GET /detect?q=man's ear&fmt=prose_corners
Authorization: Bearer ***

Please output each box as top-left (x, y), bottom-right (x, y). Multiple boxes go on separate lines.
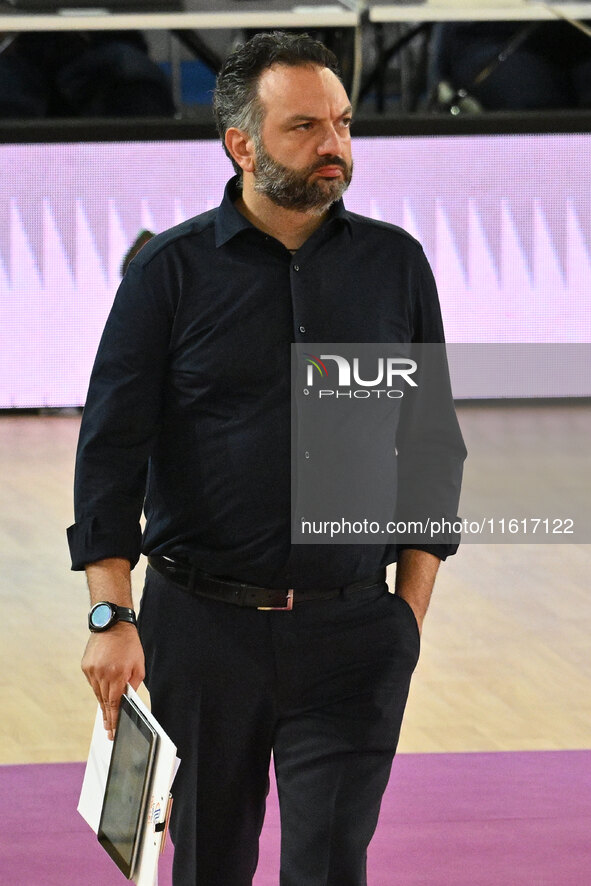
top-left (225, 128), bottom-right (256, 174)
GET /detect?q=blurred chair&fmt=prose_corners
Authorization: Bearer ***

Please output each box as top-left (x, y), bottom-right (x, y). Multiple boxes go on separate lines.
top-left (0, 31), bottom-right (176, 118)
top-left (429, 20), bottom-right (591, 113)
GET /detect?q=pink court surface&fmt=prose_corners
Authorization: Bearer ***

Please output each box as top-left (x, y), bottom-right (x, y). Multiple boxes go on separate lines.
top-left (2, 749), bottom-right (590, 885)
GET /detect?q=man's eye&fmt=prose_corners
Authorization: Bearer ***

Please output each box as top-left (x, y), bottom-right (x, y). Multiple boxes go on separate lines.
top-left (295, 122), bottom-right (312, 131)
top-left (342, 118), bottom-right (352, 128)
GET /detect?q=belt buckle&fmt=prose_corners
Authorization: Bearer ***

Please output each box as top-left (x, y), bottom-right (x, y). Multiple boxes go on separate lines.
top-left (258, 589), bottom-right (294, 611)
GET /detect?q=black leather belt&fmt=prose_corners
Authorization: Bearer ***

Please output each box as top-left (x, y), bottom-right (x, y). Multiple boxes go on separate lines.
top-left (148, 555), bottom-right (386, 611)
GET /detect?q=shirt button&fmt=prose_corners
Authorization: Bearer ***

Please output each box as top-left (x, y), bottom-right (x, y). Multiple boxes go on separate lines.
top-left (299, 325), bottom-right (306, 333)
top-left (293, 264), bottom-right (300, 271)
top-left (305, 451), bottom-right (310, 459)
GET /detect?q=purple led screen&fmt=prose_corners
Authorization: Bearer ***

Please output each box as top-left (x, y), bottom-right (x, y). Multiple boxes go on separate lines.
top-left (1, 134), bottom-right (590, 408)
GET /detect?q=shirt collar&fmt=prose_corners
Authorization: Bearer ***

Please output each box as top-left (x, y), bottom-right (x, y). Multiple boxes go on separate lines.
top-left (214, 175), bottom-right (352, 248)
top-left (214, 177), bottom-right (253, 247)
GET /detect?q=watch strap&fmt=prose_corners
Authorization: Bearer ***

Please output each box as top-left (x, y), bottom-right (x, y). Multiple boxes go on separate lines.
top-left (113, 605), bottom-right (137, 626)
top-left (88, 601), bottom-right (137, 632)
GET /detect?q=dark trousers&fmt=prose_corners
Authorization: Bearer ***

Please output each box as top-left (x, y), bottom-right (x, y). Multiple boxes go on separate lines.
top-left (138, 566), bottom-right (420, 886)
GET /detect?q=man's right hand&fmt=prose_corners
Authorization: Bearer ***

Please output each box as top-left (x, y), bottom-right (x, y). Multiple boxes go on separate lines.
top-left (82, 557), bottom-right (145, 738)
top-left (82, 621), bottom-right (145, 740)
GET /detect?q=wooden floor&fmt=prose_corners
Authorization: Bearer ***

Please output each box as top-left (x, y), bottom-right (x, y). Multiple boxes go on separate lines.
top-left (1, 407), bottom-right (590, 765)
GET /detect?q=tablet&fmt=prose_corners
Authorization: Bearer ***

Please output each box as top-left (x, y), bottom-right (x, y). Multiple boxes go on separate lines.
top-left (98, 693), bottom-right (159, 880)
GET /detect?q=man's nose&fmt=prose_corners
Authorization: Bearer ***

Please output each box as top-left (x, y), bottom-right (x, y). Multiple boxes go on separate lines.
top-left (317, 125), bottom-right (343, 155)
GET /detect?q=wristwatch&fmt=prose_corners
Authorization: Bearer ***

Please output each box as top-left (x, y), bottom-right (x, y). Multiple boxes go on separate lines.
top-left (88, 601), bottom-right (137, 633)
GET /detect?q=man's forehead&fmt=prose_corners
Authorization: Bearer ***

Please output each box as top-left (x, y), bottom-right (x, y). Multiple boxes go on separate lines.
top-left (257, 63), bottom-right (349, 110)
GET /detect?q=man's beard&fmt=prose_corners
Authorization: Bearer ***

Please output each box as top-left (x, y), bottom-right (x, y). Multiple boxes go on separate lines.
top-left (252, 135), bottom-right (352, 214)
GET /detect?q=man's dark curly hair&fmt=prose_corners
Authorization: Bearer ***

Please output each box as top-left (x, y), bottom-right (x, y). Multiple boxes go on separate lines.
top-left (212, 31), bottom-right (342, 176)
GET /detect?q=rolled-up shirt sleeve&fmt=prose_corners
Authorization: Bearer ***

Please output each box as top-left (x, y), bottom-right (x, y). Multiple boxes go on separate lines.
top-left (67, 258), bottom-right (175, 570)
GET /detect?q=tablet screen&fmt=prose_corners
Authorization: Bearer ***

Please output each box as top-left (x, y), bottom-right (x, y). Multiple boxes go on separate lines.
top-left (98, 694), bottom-right (158, 879)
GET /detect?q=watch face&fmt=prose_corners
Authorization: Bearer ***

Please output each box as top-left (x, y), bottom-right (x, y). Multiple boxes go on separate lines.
top-left (91, 603), bottom-right (114, 629)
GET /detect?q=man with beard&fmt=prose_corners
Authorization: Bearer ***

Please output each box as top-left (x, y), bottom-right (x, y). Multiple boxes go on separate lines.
top-left (69, 31), bottom-right (465, 886)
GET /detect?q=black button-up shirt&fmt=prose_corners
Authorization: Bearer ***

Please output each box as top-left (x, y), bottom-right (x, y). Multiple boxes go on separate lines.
top-left (68, 177), bottom-right (466, 588)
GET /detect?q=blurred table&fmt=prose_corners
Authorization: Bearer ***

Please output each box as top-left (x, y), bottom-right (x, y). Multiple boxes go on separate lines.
top-left (0, 0), bottom-right (358, 32)
top-left (367, 1), bottom-right (591, 23)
